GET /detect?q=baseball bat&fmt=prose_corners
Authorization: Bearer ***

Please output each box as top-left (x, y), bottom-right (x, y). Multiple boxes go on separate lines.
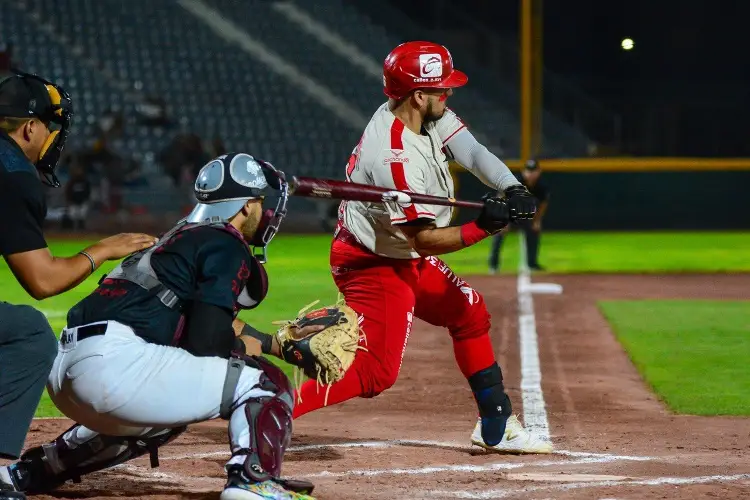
top-left (289, 176), bottom-right (484, 210)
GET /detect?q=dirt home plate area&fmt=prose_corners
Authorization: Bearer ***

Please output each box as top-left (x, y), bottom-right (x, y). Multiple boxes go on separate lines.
top-left (26, 274), bottom-right (750, 499)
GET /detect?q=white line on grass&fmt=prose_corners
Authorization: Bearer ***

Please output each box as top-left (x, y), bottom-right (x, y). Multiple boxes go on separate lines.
top-left (517, 233), bottom-right (551, 439)
top-left (40, 309), bottom-right (67, 319)
top-left (427, 473), bottom-right (750, 499)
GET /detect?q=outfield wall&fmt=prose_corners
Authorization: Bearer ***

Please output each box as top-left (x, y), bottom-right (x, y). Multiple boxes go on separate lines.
top-left (66, 158), bottom-right (750, 235)
top-left (450, 158), bottom-right (750, 230)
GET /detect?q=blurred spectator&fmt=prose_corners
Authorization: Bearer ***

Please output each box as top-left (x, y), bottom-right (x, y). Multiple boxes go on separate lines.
top-left (62, 164), bottom-right (92, 231)
top-left (0, 42), bottom-right (13, 72)
top-left (208, 136), bottom-right (226, 157)
top-left (97, 108), bottom-right (125, 143)
top-left (77, 139), bottom-right (123, 213)
top-left (157, 132), bottom-right (211, 208)
top-left (135, 95), bottom-right (173, 127)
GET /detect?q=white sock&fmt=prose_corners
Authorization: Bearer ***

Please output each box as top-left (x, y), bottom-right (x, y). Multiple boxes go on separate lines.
top-left (0, 466), bottom-right (16, 489)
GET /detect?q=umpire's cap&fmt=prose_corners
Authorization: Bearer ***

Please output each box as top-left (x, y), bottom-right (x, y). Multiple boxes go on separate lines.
top-left (524, 158), bottom-right (540, 170)
top-left (185, 153), bottom-right (284, 223)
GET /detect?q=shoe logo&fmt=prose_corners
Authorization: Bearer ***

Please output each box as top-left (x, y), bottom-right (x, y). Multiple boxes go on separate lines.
top-left (505, 428), bottom-right (518, 441)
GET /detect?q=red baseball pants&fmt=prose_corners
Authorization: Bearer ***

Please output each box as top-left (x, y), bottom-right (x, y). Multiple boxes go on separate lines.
top-left (293, 230), bottom-right (497, 418)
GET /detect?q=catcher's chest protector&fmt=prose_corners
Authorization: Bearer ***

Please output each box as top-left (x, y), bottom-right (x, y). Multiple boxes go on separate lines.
top-left (102, 217), bottom-right (260, 343)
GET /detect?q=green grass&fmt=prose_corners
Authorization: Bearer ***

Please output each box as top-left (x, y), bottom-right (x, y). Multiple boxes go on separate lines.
top-left (3, 231), bottom-right (748, 417)
top-left (492, 230), bottom-right (750, 273)
top-left (599, 300), bottom-right (750, 415)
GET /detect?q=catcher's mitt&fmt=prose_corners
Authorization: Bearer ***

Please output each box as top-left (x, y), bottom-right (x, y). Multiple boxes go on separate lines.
top-left (274, 300), bottom-right (364, 405)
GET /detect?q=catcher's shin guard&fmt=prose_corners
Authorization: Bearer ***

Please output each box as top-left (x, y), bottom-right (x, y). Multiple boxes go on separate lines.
top-left (226, 355), bottom-right (313, 494)
top-left (8, 425), bottom-right (186, 494)
top-left (468, 363), bottom-right (513, 446)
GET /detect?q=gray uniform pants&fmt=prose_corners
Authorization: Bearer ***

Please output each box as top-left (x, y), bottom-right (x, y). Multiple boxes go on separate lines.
top-left (488, 222), bottom-right (541, 270)
top-left (0, 302), bottom-right (58, 459)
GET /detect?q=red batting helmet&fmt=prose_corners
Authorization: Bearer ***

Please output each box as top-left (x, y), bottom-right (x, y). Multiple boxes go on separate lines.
top-left (383, 41), bottom-right (468, 100)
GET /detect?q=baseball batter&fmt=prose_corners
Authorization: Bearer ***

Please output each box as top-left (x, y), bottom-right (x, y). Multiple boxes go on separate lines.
top-left (292, 41), bottom-right (552, 454)
top-left (0, 153), bottom-right (357, 500)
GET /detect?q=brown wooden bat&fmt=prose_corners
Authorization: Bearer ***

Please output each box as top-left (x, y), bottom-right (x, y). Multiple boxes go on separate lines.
top-left (289, 176), bottom-right (484, 210)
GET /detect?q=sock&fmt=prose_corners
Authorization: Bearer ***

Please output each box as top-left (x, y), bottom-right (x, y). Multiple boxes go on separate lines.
top-left (468, 363), bottom-right (513, 446)
top-left (453, 334), bottom-right (496, 378)
top-left (0, 466), bottom-right (15, 488)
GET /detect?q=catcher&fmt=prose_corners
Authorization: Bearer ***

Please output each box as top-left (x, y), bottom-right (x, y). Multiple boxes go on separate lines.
top-left (0, 153), bottom-right (359, 500)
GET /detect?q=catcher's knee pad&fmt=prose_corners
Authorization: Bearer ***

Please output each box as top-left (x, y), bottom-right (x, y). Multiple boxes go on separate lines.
top-left (221, 353), bottom-right (294, 419)
top-left (10, 424), bottom-right (186, 494)
top-left (449, 293), bottom-right (491, 341)
top-left (468, 362), bottom-right (512, 446)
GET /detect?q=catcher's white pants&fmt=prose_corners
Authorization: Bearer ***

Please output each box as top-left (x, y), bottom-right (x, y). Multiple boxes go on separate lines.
top-left (47, 320), bottom-right (273, 465)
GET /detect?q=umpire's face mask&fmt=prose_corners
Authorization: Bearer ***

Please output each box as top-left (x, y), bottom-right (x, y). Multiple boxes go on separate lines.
top-left (0, 71), bottom-right (73, 187)
top-left (36, 81), bottom-right (73, 187)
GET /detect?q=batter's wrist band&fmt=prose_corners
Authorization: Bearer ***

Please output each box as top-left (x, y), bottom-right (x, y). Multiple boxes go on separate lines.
top-left (460, 221), bottom-right (489, 247)
top-left (79, 251), bottom-right (97, 274)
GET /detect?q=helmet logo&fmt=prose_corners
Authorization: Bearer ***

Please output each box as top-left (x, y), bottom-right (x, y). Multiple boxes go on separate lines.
top-left (419, 54), bottom-right (443, 78)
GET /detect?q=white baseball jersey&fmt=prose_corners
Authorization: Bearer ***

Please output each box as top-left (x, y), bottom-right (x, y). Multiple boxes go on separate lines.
top-left (341, 103), bottom-right (467, 259)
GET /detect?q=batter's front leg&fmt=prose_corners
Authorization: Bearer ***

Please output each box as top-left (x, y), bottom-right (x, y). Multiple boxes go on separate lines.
top-left (293, 265), bottom-right (417, 418)
top-left (414, 257), bottom-right (553, 454)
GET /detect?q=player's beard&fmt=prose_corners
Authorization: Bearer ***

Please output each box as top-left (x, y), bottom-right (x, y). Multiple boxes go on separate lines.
top-left (240, 204), bottom-right (263, 243)
top-left (423, 100), bottom-right (445, 124)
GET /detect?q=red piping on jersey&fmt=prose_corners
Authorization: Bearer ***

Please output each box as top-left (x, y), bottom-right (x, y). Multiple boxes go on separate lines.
top-left (391, 212), bottom-right (436, 223)
top-left (442, 124), bottom-right (467, 145)
top-left (389, 119), bottom-right (419, 221)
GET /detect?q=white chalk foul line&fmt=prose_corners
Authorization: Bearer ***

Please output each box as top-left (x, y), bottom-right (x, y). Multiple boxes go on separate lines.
top-left (427, 473), bottom-right (750, 499)
top-left (295, 454), bottom-right (652, 479)
top-left (517, 234), bottom-right (551, 440)
top-left (157, 439), bottom-right (654, 463)
top-left (117, 453), bottom-right (652, 484)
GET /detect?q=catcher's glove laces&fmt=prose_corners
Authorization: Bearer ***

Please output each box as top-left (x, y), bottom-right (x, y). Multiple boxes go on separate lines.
top-left (273, 298), bottom-right (366, 407)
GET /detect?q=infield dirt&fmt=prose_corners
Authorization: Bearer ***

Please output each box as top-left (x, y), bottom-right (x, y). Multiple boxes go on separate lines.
top-left (24, 273), bottom-right (750, 499)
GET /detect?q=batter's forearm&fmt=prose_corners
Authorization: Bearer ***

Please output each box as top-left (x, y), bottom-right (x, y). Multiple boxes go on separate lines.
top-left (408, 226), bottom-right (472, 256)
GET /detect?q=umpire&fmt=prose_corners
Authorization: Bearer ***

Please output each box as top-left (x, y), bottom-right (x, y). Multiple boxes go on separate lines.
top-left (488, 158), bottom-right (550, 272)
top-left (0, 70), bottom-right (156, 499)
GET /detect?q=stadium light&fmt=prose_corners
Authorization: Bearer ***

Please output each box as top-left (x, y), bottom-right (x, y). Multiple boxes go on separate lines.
top-left (621, 38), bottom-right (634, 51)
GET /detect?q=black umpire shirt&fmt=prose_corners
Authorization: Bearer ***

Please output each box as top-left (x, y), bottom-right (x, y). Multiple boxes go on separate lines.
top-left (67, 226), bottom-right (253, 354)
top-left (516, 172), bottom-right (550, 204)
top-left (0, 132), bottom-right (48, 264)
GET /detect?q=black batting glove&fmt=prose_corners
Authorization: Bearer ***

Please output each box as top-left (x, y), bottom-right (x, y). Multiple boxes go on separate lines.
top-left (504, 185), bottom-right (537, 221)
top-left (475, 193), bottom-right (511, 234)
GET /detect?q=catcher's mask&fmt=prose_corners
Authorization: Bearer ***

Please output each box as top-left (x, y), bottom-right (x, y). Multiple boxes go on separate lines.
top-left (186, 152), bottom-right (289, 263)
top-left (0, 69), bottom-right (73, 187)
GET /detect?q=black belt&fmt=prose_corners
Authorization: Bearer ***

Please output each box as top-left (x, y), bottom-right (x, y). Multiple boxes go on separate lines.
top-left (73, 322), bottom-right (108, 341)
